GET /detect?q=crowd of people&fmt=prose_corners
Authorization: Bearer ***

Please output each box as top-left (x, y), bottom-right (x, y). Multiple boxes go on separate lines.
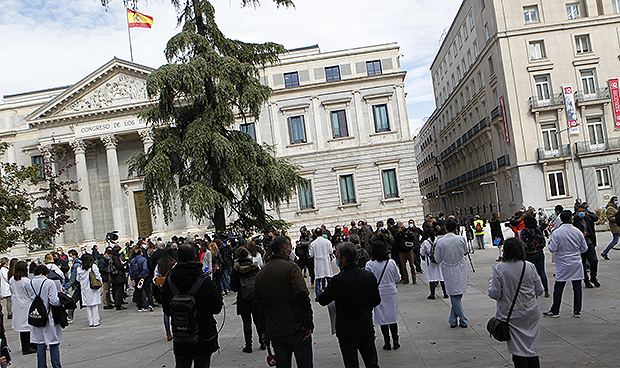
top-left (0, 194), bottom-right (617, 368)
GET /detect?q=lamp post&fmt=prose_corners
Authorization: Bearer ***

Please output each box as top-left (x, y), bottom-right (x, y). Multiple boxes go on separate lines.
top-left (480, 181), bottom-right (500, 217)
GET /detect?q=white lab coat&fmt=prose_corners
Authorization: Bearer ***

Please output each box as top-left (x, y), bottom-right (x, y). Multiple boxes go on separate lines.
top-left (310, 237), bottom-right (333, 279)
top-left (28, 276), bottom-right (62, 345)
top-left (9, 277), bottom-right (31, 332)
top-left (366, 259), bottom-right (400, 325)
top-left (435, 233), bottom-right (469, 295)
top-left (76, 264), bottom-right (102, 307)
top-left (420, 238), bottom-right (444, 282)
top-left (251, 253), bottom-right (264, 269)
top-left (0, 267), bottom-right (11, 297)
top-left (489, 261), bottom-right (544, 357)
top-left (548, 224), bottom-right (588, 281)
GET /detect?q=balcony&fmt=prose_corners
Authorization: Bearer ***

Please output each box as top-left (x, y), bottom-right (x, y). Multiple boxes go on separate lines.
top-left (575, 136), bottom-right (620, 155)
top-left (442, 161), bottom-right (497, 192)
top-left (575, 87), bottom-right (610, 104)
top-left (497, 154), bottom-right (510, 168)
top-left (536, 144), bottom-right (571, 160)
top-left (530, 93), bottom-right (564, 109)
top-left (440, 117), bottom-right (489, 161)
top-left (490, 105), bottom-right (501, 121)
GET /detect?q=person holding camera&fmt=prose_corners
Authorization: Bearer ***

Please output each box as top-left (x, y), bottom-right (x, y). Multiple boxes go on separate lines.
top-left (395, 221), bottom-right (417, 284)
top-left (370, 221), bottom-right (394, 255)
top-left (296, 226), bottom-right (315, 287)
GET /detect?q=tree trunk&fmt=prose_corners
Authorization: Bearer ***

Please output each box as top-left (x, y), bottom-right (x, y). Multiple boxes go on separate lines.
top-left (214, 205), bottom-right (226, 231)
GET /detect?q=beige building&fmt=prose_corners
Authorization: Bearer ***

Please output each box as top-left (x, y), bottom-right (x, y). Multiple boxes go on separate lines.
top-left (417, 0), bottom-right (620, 220)
top-left (0, 43), bottom-right (422, 256)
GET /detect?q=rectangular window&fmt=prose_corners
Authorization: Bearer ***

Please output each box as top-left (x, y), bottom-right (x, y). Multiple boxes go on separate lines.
top-left (488, 56), bottom-right (494, 75)
top-left (453, 42), bottom-right (458, 56)
top-left (524, 5), bottom-right (539, 23)
top-left (284, 72), bottom-right (299, 88)
top-left (37, 216), bottom-right (49, 230)
top-left (240, 122), bottom-right (256, 140)
top-left (469, 12), bottom-right (475, 29)
top-left (541, 122), bottom-right (559, 150)
top-left (366, 60), bottom-right (382, 76)
top-left (448, 50), bottom-right (453, 64)
top-left (529, 40), bottom-right (546, 60)
top-left (614, 0), bottom-right (620, 13)
top-left (331, 110), bottom-right (349, 138)
top-left (575, 35), bottom-right (591, 53)
top-left (463, 23), bottom-right (469, 38)
top-left (535, 75), bottom-right (551, 100)
top-left (32, 155), bottom-right (44, 179)
top-left (298, 181), bottom-right (314, 210)
top-left (458, 32), bottom-right (463, 47)
top-left (484, 24), bottom-right (491, 41)
top-left (596, 167), bottom-right (611, 187)
top-left (467, 50), bottom-right (472, 66)
top-left (340, 174), bottom-right (356, 204)
top-left (566, 3), bottom-right (581, 19)
top-left (548, 171), bottom-right (566, 197)
top-left (373, 104), bottom-right (390, 132)
top-left (587, 117), bottom-right (605, 145)
top-left (473, 40), bottom-right (479, 57)
top-left (581, 69), bottom-right (596, 95)
top-left (287, 115), bottom-right (307, 144)
top-left (325, 66), bottom-right (341, 82)
top-left (382, 169), bottom-right (399, 199)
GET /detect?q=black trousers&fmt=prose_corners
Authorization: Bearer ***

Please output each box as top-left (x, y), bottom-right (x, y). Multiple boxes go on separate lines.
top-left (581, 245), bottom-right (598, 281)
top-left (174, 353), bottom-right (212, 368)
top-left (338, 338), bottom-right (379, 368)
top-left (296, 257), bottom-right (315, 284)
top-left (113, 282), bottom-right (125, 308)
top-left (513, 354), bottom-right (540, 368)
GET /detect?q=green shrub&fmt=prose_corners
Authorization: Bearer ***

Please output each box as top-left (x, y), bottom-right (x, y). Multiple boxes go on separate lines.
top-left (595, 208), bottom-right (607, 226)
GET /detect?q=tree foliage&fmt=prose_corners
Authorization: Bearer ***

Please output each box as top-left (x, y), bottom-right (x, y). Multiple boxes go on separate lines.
top-left (126, 0), bottom-right (305, 232)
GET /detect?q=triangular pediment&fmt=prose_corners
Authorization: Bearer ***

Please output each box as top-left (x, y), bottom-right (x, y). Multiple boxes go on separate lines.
top-left (27, 58), bottom-right (155, 126)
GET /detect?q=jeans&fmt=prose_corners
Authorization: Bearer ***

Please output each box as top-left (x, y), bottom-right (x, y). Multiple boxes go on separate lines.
top-left (549, 280), bottom-right (582, 314)
top-left (338, 338), bottom-right (379, 368)
top-left (449, 294), bottom-right (468, 327)
top-left (413, 246), bottom-right (423, 272)
top-left (37, 343), bottom-right (61, 368)
top-left (602, 233), bottom-right (620, 255)
top-left (476, 235), bottom-right (485, 249)
top-left (141, 278), bottom-right (153, 308)
top-left (174, 352), bottom-right (212, 368)
top-left (526, 251), bottom-right (549, 293)
top-left (240, 313), bottom-right (263, 347)
top-left (164, 313), bottom-right (171, 335)
top-left (220, 266), bottom-right (231, 293)
top-left (270, 330), bottom-right (313, 368)
top-left (399, 250), bottom-right (416, 282)
top-left (315, 277), bottom-right (331, 300)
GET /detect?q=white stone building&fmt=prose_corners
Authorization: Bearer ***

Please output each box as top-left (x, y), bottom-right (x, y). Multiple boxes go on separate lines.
top-left (0, 43), bottom-right (422, 255)
top-left (417, 0), bottom-right (620, 220)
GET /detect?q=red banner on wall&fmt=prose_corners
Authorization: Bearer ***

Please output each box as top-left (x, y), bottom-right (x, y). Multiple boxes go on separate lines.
top-left (609, 78), bottom-right (620, 129)
top-left (499, 96), bottom-right (510, 145)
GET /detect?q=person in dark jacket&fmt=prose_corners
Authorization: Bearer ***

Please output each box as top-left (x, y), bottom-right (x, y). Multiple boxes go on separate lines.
top-left (318, 242), bottom-right (381, 368)
top-left (255, 236), bottom-right (313, 368)
top-left (230, 247), bottom-right (263, 353)
top-left (111, 246), bottom-right (127, 310)
top-left (66, 249), bottom-right (82, 322)
top-left (573, 204), bottom-right (600, 288)
top-left (161, 244), bottom-right (223, 368)
top-left (296, 226), bottom-right (315, 286)
top-left (98, 248), bottom-right (114, 309)
top-left (129, 247), bottom-right (151, 312)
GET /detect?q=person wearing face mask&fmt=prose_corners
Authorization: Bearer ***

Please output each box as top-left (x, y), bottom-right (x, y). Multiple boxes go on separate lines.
top-left (573, 205), bottom-right (599, 288)
top-left (601, 196), bottom-right (620, 260)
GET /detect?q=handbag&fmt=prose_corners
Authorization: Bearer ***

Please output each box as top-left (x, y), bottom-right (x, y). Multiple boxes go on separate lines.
top-left (487, 260), bottom-right (526, 342)
top-left (89, 269), bottom-right (103, 290)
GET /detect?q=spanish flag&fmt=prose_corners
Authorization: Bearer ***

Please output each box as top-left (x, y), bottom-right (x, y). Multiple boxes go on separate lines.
top-left (127, 8), bottom-right (153, 28)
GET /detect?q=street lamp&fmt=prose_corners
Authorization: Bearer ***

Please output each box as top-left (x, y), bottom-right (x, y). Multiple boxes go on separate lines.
top-left (480, 181), bottom-right (500, 216)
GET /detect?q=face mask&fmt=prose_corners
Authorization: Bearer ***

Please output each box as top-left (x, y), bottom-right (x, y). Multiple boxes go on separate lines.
top-left (578, 212), bottom-right (585, 218)
top-left (357, 226), bottom-right (362, 230)
top-left (615, 201), bottom-right (619, 206)
top-left (409, 224), bottom-right (413, 228)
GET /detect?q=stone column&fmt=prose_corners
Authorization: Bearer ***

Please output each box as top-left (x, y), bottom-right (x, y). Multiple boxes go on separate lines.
top-left (70, 139), bottom-right (95, 241)
top-left (39, 144), bottom-right (65, 246)
top-left (101, 135), bottom-right (126, 237)
top-left (138, 128), bottom-right (165, 234)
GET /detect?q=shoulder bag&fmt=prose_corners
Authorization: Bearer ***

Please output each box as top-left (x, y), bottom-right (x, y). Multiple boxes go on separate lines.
top-left (486, 260), bottom-right (526, 342)
top-left (89, 267), bottom-right (103, 290)
top-left (376, 260), bottom-right (389, 285)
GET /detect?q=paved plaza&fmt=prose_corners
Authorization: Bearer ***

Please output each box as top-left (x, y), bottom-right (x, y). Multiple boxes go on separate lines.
top-left (6, 231), bottom-right (620, 368)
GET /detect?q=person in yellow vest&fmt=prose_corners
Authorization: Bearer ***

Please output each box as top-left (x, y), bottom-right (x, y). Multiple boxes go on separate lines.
top-left (473, 215), bottom-right (485, 249)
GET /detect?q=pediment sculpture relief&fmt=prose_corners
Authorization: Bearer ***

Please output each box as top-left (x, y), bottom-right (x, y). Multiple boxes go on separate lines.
top-left (59, 74), bottom-right (148, 114)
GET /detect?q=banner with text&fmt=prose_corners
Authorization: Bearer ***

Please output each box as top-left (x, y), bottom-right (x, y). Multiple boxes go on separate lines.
top-left (499, 96), bottom-right (510, 145)
top-left (562, 85), bottom-right (579, 135)
top-left (609, 78), bottom-right (620, 129)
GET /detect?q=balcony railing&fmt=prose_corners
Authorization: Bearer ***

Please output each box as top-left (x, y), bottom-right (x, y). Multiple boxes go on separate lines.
top-left (575, 87), bottom-right (610, 103)
top-left (497, 154), bottom-right (510, 168)
top-left (490, 105), bottom-right (501, 121)
top-left (530, 93), bottom-right (564, 109)
top-left (442, 161), bottom-right (497, 192)
top-left (536, 144), bottom-right (571, 160)
top-left (575, 136), bottom-right (620, 155)
top-left (440, 117), bottom-right (489, 160)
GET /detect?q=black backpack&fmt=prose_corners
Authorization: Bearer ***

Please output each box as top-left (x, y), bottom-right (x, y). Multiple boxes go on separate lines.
top-left (58, 258), bottom-right (70, 274)
top-left (168, 273), bottom-right (208, 345)
top-left (28, 280), bottom-right (48, 327)
top-left (615, 212), bottom-right (620, 227)
top-left (239, 271), bottom-right (257, 301)
top-left (356, 246), bottom-right (370, 268)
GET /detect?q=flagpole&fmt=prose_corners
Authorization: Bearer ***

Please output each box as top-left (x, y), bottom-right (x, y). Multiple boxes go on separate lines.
top-left (124, 2), bottom-right (134, 62)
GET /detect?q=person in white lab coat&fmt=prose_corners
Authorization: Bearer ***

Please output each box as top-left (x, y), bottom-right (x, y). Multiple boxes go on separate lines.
top-left (420, 228), bottom-right (448, 299)
top-left (310, 228), bottom-right (333, 301)
top-left (489, 238), bottom-right (543, 368)
top-left (365, 241), bottom-right (401, 350)
top-left (435, 219), bottom-right (469, 328)
top-left (0, 257), bottom-right (12, 319)
top-left (9, 261), bottom-right (37, 355)
top-left (543, 210), bottom-right (588, 318)
top-left (28, 265), bottom-right (63, 368)
top-left (76, 253), bottom-right (103, 327)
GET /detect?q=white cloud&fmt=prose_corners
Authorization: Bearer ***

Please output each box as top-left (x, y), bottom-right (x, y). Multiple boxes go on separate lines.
top-left (0, 0), bottom-right (461, 121)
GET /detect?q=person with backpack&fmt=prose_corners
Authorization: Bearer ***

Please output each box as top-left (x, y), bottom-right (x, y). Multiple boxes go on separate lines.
top-left (230, 247), bottom-right (263, 353)
top-left (349, 234), bottom-right (370, 269)
top-left (129, 247), bottom-right (152, 312)
top-left (420, 228), bottom-right (448, 300)
top-left (473, 215), bottom-right (486, 250)
top-left (27, 265), bottom-right (63, 368)
top-left (65, 249), bottom-right (82, 323)
top-left (9, 261), bottom-right (37, 355)
top-left (153, 246), bottom-right (176, 341)
top-left (161, 244), bottom-right (223, 368)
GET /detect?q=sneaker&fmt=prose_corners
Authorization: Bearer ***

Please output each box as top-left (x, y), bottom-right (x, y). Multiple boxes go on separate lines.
top-left (103, 305), bottom-right (114, 310)
top-left (382, 343), bottom-right (391, 350)
top-left (402, 280), bottom-right (409, 285)
top-left (137, 308), bottom-right (146, 312)
top-left (459, 323), bottom-right (468, 328)
top-left (148, 305), bottom-right (155, 312)
top-left (592, 279), bottom-right (601, 287)
top-left (412, 280), bottom-right (417, 285)
top-left (427, 294), bottom-right (436, 299)
top-left (573, 311), bottom-right (581, 318)
top-left (584, 281), bottom-right (594, 288)
top-left (67, 318), bottom-right (74, 324)
top-left (242, 346), bottom-right (253, 353)
top-left (543, 311), bottom-right (559, 318)
top-left (92, 323), bottom-right (101, 327)
top-left (167, 333), bottom-right (173, 341)
top-left (601, 253), bottom-right (610, 260)
top-left (544, 291), bottom-right (550, 298)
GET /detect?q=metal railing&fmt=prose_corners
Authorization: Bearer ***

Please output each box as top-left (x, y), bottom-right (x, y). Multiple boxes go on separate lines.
top-left (536, 144), bottom-right (571, 160)
top-left (497, 154), bottom-right (510, 168)
top-left (575, 87), bottom-right (610, 103)
top-left (575, 136), bottom-right (620, 155)
top-left (440, 117), bottom-right (489, 160)
top-left (490, 105), bottom-right (501, 121)
top-left (442, 161), bottom-right (497, 192)
top-left (530, 93), bottom-right (564, 109)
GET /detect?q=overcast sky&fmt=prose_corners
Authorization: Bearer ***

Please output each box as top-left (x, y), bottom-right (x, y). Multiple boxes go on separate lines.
top-left (0, 0), bottom-right (462, 133)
